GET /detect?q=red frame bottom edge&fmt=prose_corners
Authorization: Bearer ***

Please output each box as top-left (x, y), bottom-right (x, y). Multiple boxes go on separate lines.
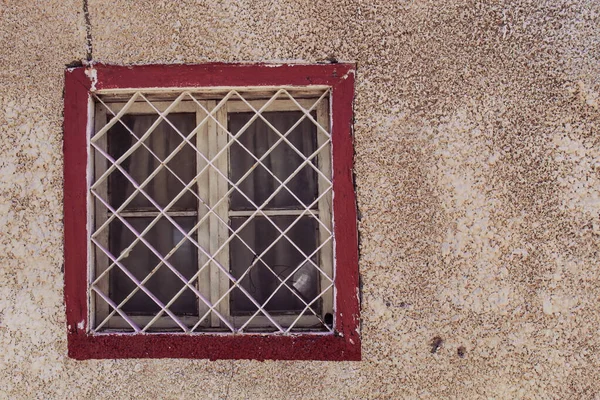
top-left (68, 332), bottom-right (361, 361)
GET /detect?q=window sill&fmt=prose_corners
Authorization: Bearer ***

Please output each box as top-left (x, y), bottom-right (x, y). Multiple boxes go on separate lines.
top-left (67, 331), bottom-right (361, 361)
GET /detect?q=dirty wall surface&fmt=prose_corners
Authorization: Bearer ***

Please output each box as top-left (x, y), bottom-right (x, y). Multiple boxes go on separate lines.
top-left (1, 0), bottom-right (600, 398)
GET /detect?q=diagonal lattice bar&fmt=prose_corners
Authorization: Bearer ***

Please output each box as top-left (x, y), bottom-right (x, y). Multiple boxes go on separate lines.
top-left (91, 92), bottom-right (141, 143)
top-left (285, 284), bottom-right (334, 333)
top-left (280, 89), bottom-right (331, 139)
top-left (93, 170), bottom-right (286, 332)
top-left (91, 88), bottom-right (333, 333)
top-left (91, 91), bottom-right (235, 240)
top-left (188, 90), bottom-right (332, 213)
top-left (91, 92), bottom-right (189, 189)
top-left (92, 237), bottom-right (189, 332)
top-left (93, 90), bottom-right (331, 292)
top-left (235, 236), bottom-right (335, 333)
top-left (159, 93), bottom-right (334, 237)
top-left (140, 92), bottom-right (333, 275)
top-left (137, 92), bottom-right (334, 328)
top-left (190, 193), bottom-right (334, 332)
top-left (90, 161), bottom-right (248, 332)
top-left (91, 286), bottom-right (141, 332)
top-left (231, 89), bottom-right (332, 183)
top-left (90, 101), bottom-right (307, 331)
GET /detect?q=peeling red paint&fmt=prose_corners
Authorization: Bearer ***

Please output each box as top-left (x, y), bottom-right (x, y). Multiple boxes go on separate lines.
top-left (89, 63), bottom-right (354, 90)
top-left (68, 333), bottom-right (360, 361)
top-left (63, 67), bottom-right (91, 339)
top-left (63, 63), bottom-right (360, 360)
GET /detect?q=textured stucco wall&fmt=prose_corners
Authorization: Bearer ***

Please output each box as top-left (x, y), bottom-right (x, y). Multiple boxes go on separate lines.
top-left (1, 0), bottom-right (600, 398)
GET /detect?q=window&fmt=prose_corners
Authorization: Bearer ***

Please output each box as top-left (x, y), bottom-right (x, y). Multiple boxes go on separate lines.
top-left (64, 63), bottom-right (360, 360)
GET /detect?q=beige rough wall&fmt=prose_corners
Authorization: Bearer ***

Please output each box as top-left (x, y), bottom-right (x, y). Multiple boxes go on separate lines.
top-left (1, 0), bottom-right (599, 398)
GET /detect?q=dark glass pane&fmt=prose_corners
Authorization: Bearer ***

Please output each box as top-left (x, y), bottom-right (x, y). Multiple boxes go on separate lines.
top-left (109, 217), bottom-right (198, 315)
top-left (229, 112), bottom-right (318, 210)
top-left (229, 216), bottom-right (319, 315)
top-left (107, 113), bottom-right (197, 211)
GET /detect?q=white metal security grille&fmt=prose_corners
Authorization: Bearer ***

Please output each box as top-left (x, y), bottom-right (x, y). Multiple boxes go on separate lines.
top-left (88, 88), bottom-right (334, 334)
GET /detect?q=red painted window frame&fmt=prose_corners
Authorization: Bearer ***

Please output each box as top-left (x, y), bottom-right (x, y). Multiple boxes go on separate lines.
top-left (63, 63), bottom-right (360, 360)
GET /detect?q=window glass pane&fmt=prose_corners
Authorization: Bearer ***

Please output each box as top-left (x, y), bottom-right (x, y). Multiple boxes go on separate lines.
top-left (107, 113), bottom-right (197, 211)
top-left (229, 216), bottom-right (319, 315)
top-left (109, 217), bottom-right (198, 316)
top-left (229, 112), bottom-right (318, 210)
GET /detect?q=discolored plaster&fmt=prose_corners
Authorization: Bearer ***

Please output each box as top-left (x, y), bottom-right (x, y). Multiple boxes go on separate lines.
top-left (1, 0), bottom-right (600, 398)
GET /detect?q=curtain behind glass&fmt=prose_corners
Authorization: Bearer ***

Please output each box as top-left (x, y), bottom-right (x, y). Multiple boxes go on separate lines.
top-left (107, 114), bottom-right (198, 316)
top-left (229, 112), bottom-right (318, 210)
top-left (228, 112), bottom-right (320, 315)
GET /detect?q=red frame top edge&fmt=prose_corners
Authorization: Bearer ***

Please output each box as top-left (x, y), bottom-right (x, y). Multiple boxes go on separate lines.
top-left (87, 62), bottom-right (355, 90)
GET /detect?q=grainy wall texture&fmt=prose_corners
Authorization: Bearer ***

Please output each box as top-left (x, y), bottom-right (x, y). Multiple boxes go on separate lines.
top-left (1, 0), bottom-right (599, 398)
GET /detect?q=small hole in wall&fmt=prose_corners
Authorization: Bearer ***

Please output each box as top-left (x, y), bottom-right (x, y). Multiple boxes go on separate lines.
top-left (430, 336), bottom-right (443, 354)
top-left (457, 346), bottom-right (466, 358)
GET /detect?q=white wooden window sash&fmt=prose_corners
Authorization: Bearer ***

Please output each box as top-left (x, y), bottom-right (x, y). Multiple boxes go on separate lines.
top-left (88, 88), bottom-right (334, 334)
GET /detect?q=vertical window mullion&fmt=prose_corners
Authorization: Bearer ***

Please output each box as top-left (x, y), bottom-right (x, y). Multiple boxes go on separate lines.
top-left (216, 103), bottom-right (231, 325)
top-left (207, 100), bottom-right (220, 327)
top-left (211, 102), bottom-right (230, 326)
top-left (196, 101), bottom-right (211, 327)
top-left (207, 100), bottom-right (230, 328)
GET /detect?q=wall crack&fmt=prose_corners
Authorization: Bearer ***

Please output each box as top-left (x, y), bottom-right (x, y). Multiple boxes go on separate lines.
top-left (83, 0), bottom-right (93, 61)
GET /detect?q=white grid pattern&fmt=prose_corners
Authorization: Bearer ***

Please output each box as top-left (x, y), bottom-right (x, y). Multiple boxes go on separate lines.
top-left (89, 88), bottom-right (334, 334)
